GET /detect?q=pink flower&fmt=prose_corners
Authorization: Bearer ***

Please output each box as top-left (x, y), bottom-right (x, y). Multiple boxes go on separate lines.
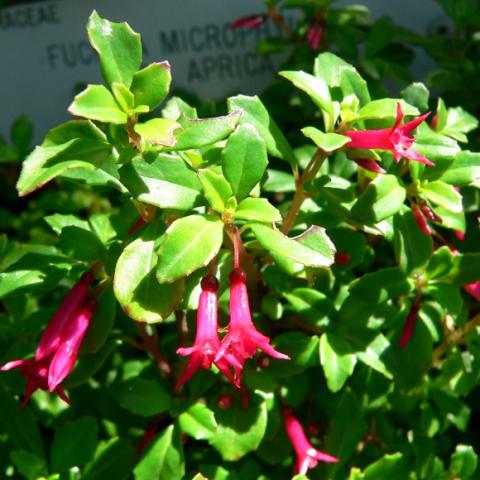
top-left (35, 271), bottom-right (94, 361)
top-left (465, 282), bottom-right (480, 301)
top-left (345, 103), bottom-right (432, 166)
top-left (176, 275), bottom-right (237, 390)
top-left (307, 19), bottom-right (325, 50)
top-left (215, 268), bottom-right (289, 384)
top-left (1, 273), bottom-right (96, 406)
top-left (399, 302), bottom-right (420, 348)
top-left (353, 158), bottom-right (386, 174)
top-left (230, 14), bottom-right (267, 30)
top-left (412, 204), bottom-right (432, 236)
top-left (284, 407), bottom-right (338, 475)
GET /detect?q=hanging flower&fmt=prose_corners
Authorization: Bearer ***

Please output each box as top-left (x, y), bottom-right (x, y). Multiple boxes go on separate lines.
top-left (307, 18), bottom-right (325, 50)
top-left (284, 407), bottom-right (338, 475)
top-left (399, 302), bottom-right (420, 348)
top-left (345, 103), bottom-right (432, 166)
top-left (215, 268), bottom-right (289, 384)
top-left (230, 14), bottom-right (267, 30)
top-left (0, 281), bottom-right (96, 406)
top-left (412, 204), bottom-right (432, 236)
top-left (176, 275), bottom-right (237, 389)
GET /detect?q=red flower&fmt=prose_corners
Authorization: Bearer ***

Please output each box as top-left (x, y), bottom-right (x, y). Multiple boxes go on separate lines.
top-left (412, 204), bottom-right (432, 236)
top-left (399, 302), bottom-right (420, 348)
top-left (215, 268), bottom-right (289, 384)
top-left (284, 407), bottom-right (338, 475)
top-left (353, 158), bottom-right (386, 174)
top-left (230, 14), bottom-right (267, 30)
top-left (176, 275), bottom-right (237, 389)
top-left (465, 282), bottom-right (480, 301)
top-left (1, 274), bottom-right (96, 406)
top-left (345, 103), bottom-right (432, 166)
top-left (307, 19), bottom-right (325, 50)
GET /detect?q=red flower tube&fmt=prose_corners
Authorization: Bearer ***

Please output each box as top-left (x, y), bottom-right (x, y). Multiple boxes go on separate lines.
top-left (345, 103), bottom-right (432, 166)
top-left (284, 407), bottom-right (338, 475)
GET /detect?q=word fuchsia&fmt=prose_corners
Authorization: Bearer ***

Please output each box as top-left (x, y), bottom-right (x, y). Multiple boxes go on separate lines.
top-left (0, 271), bottom-right (96, 406)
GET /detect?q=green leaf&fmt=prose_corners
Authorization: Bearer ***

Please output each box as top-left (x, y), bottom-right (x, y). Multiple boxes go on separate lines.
top-left (401, 82), bottom-right (430, 112)
top-left (320, 332), bottom-right (357, 393)
top-left (59, 226), bottom-right (106, 262)
top-left (111, 82), bottom-right (135, 113)
top-left (0, 245), bottom-right (69, 298)
top-left (10, 450), bottom-right (46, 480)
top-left (436, 253), bottom-right (480, 285)
top-left (131, 62), bottom-right (171, 110)
top-left (227, 95), bottom-right (296, 166)
top-left (17, 125), bottom-right (111, 196)
top-left (83, 438), bottom-right (136, 480)
top-left (68, 85), bottom-right (127, 124)
top-left (251, 224), bottom-right (335, 267)
top-left (279, 70), bottom-right (334, 131)
top-left (168, 113), bottom-right (240, 150)
top-left (356, 99), bottom-right (419, 121)
top-left (301, 127), bottom-right (350, 152)
top-left (393, 210), bottom-right (433, 274)
top-left (134, 118), bottom-right (180, 146)
top-left (156, 215), bottom-right (224, 283)
top-left (45, 214), bottom-right (90, 235)
top-left (114, 223), bottom-right (184, 323)
top-left (263, 169), bottom-right (295, 193)
top-left (351, 174), bottom-right (406, 223)
top-left (234, 198), bottom-right (281, 223)
top-left (414, 126), bottom-right (461, 164)
top-left (314, 52), bottom-right (370, 106)
top-left (209, 395), bottom-right (267, 461)
top-left (437, 151), bottom-right (480, 186)
top-left (50, 417), bottom-right (98, 473)
top-left (87, 11), bottom-right (141, 87)
top-left (283, 287), bottom-right (333, 324)
top-left (198, 169), bottom-right (234, 213)
top-left (355, 334), bottom-right (392, 379)
top-left (448, 444), bottom-right (478, 479)
top-left (441, 107), bottom-right (478, 143)
top-left (0, 390), bottom-right (44, 458)
top-left (364, 453), bottom-right (405, 479)
top-left (119, 153), bottom-right (201, 211)
top-left (178, 403), bottom-right (217, 440)
top-left (134, 425), bottom-right (185, 480)
top-left (222, 123), bottom-right (268, 200)
top-left (421, 181), bottom-right (463, 213)
top-left (81, 286), bottom-right (116, 354)
top-left (114, 378), bottom-right (171, 416)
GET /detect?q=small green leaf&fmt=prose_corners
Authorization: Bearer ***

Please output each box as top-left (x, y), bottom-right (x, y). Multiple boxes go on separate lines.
top-left (301, 127), bottom-right (350, 152)
top-left (320, 332), bottom-right (357, 393)
top-left (209, 395), bottom-right (267, 461)
top-left (351, 174), bottom-right (406, 223)
top-left (448, 444), bottom-right (478, 479)
top-left (227, 95), bottom-right (296, 166)
top-left (119, 153), bottom-right (201, 211)
top-left (356, 99), bottom-right (419, 121)
top-left (198, 169), bottom-right (234, 213)
top-left (279, 70), bottom-right (334, 131)
top-left (134, 425), bottom-right (185, 480)
top-left (364, 453), bottom-right (405, 479)
top-left (156, 215), bottom-right (224, 283)
top-left (436, 151), bottom-right (480, 186)
top-left (68, 85), bottom-right (127, 124)
top-left (436, 253), bottom-right (480, 285)
top-left (114, 223), bottom-right (184, 323)
top-left (421, 181), bottom-right (463, 213)
top-left (134, 119), bottom-right (180, 146)
top-left (168, 113), bottom-right (240, 150)
top-left (10, 451), bottom-right (46, 480)
top-left (222, 124), bottom-right (268, 200)
top-left (251, 224), bottom-right (335, 267)
top-left (114, 378), bottom-right (171, 416)
top-left (83, 438), bottom-right (136, 480)
top-left (131, 62), bottom-right (171, 110)
top-left (401, 82), bottom-right (430, 112)
top-left (440, 107), bottom-right (478, 143)
top-left (87, 11), bottom-right (141, 87)
top-left (355, 334), bottom-right (392, 379)
top-left (234, 198), bottom-right (281, 223)
top-left (59, 226), bottom-right (106, 262)
top-left (178, 403), bottom-right (217, 440)
top-left (111, 83), bottom-right (135, 113)
top-left (393, 210), bottom-right (433, 274)
top-left (50, 417), bottom-right (98, 473)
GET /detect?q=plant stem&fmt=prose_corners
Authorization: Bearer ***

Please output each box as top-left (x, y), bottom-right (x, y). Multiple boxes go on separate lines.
top-left (281, 149), bottom-right (327, 234)
top-left (267, 7), bottom-right (293, 36)
top-left (431, 313), bottom-right (480, 367)
top-left (135, 323), bottom-right (171, 377)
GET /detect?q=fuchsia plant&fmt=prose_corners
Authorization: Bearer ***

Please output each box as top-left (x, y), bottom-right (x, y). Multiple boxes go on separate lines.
top-left (2, 9), bottom-right (480, 480)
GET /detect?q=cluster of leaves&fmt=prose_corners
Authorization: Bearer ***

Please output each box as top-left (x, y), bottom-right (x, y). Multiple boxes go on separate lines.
top-left (1, 8), bottom-right (480, 480)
